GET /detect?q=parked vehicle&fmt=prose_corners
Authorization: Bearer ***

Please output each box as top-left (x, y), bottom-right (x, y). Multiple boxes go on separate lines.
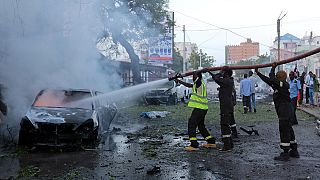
top-left (144, 81), bottom-right (178, 105)
top-left (176, 77), bottom-right (193, 102)
top-left (18, 89), bottom-right (117, 147)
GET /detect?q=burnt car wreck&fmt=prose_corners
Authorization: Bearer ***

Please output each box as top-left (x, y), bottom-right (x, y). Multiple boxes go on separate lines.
top-left (18, 89), bottom-right (117, 148)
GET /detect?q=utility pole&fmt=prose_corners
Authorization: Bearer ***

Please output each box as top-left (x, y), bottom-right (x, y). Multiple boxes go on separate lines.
top-left (182, 25), bottom-right (186, 72)
top-left (277, 11), bottom-right (287, 71)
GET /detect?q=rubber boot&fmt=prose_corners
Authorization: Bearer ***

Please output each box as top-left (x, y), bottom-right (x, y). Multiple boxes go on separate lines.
top-left (231, 127), bottom-right (238, 139)
top-left (274, 152), bottom-right (290, 161)
top-left (289, 143), bottom-right (299, 158)
top-left (202, 137), bottom-right (217, 148)
top-left (185, 140), bottom-right (199, 151)
top-left (219, 137), bottom-right (232, 152)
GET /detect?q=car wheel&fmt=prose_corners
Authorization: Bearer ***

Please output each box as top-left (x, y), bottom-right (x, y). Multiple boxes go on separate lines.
top-left (18, 128), bottom-right (33, 147)
top-left (167, 93), bottom-right (177, 105)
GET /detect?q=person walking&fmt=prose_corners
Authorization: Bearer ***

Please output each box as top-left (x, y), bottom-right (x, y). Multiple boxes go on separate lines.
top-left (175, 72), bottom-right (216, 151)
top-left (298, 72), bottom-right (306, 105)
top-left (305, 72), bottom-right (311, 104)
top-left (248, 70), bottom-right (257, 113)
top-left (289, 71), bottom-right (301, 125)
top-left (240, 74), bottom-right (252, 114)
top-left (207, 67), bottom-right (234, 152)
top-left (307, 71), bottom-right (314, 106)
top-left (255, 63), bottom-right (299, 161)
top-left (313, 74), bottom-right (319, 106)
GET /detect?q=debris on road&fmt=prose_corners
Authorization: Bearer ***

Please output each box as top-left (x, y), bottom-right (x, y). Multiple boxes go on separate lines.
top-left (140, 111), bottom-right (170, 119)
top-left (146, 165), bottom-right (160, 175)
top-left (240, 126), bottom-right (259, 136)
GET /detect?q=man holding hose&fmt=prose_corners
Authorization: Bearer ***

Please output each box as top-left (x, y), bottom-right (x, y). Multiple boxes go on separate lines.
top-left (255, 63), bottom-right (299, 161)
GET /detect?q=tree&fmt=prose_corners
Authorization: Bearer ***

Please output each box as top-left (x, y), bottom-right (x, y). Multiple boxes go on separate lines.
top-left (189, 50), bottom-right (215, 70)
top-left (229, 55), bottom-right (271, 77)
top-left (98, 0), bottom-right (170, 84)
top-left (167, 49), bottom-right (183, 73)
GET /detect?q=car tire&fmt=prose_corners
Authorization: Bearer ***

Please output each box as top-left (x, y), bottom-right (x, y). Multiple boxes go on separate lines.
top-left (167, 93), bottom-right (178, 105)
top-left (18, 129), bottom-right (33, 147)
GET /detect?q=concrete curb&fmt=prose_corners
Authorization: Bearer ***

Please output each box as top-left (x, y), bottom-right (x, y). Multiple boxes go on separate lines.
top-left (298, 106), bottom-right (320, 119)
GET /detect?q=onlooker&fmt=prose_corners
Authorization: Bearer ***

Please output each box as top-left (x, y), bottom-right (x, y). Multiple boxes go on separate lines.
top-left (306, 71), bottom-right (314, 105)
top-left (298, 72), bottom-right (306, 105)
top-left (289, 71), bottom-right (301, 125)
top-left (240, 74), bottom-right (252, 114)
top-left (313, 74), bottom-right (319, 106)
top-left (305, 72), bottom-right (311, 104)
top-left (248, 70), bottom-right (257, 113)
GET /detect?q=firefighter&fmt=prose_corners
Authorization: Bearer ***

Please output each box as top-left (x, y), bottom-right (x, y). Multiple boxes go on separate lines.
top-left (255, 63), bottom-right (299, 161)
top-left (175, 72), bottom-right (216, 151)
top-left (207, 67), bottom-right (234, 152)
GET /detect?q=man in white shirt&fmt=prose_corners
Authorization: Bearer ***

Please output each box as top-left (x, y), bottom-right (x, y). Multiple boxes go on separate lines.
top-left (248, 71), bottom-right (257, 113)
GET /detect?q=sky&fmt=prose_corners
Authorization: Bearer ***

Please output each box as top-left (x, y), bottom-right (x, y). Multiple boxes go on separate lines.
top-left (169, 0), bottom-right (320, 65)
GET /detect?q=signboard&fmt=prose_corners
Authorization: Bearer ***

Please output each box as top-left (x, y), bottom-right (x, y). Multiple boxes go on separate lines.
top-left (147, 12), bottom-right (174, 64)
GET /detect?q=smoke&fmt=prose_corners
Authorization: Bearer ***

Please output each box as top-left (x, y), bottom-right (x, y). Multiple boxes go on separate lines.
top-left (0, 0), bottom-right (122, 128)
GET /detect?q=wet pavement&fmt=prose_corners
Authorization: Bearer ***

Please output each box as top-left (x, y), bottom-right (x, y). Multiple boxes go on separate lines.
top-left (1, 102), bottom-right (320, 179)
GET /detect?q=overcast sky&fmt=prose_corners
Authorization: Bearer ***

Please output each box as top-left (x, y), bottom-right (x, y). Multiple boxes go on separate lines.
top-left (169, 0), bottom-right (320, 65)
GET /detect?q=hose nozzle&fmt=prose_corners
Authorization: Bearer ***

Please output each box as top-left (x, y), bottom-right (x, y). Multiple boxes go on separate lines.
top-left (168, 73), bottom-right (182, 81)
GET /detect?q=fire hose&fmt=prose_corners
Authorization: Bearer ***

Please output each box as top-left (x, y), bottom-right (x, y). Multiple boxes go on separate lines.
top-left (168, 47), bottom-right (320, 81)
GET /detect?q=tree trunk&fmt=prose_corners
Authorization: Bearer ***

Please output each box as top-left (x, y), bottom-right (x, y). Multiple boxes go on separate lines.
top-left (112, 33), bottom-right (142, 85)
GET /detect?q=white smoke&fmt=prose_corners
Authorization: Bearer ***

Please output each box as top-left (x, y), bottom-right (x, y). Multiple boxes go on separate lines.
top-left (0, 0), bottom-right (122, 127)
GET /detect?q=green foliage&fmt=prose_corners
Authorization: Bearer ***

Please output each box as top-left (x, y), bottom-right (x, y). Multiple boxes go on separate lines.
top-left (65, 168), bottom-right (84, 180)
top-left (189, 50), bottom-right (215, 70)
top-left (123, 102), bottom-right (313, 124)
top-left (167, 49), bottom-right (183, 73)
top-left (229, 55), bottom-right (271, 77)
top-left (99, 0), bottom-right (170, 84)
top-left (18, 166), bottom-right (40, 178)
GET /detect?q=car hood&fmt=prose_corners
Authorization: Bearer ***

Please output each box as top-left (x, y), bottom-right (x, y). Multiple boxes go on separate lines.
top-left (26, 107), bottom-right (93, 126)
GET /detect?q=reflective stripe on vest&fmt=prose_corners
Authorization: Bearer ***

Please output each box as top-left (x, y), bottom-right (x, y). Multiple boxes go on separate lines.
top-left (189, 137), bottom-right (197, 141)
top-left (188, 80), bottom-right (208, 110)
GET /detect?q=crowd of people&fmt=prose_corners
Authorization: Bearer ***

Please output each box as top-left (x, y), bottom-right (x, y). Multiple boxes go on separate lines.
top-left (175, 63), bottom-right (320, 161)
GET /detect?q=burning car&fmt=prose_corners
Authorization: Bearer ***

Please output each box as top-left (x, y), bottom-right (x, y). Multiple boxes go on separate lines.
top-left (18, 89), bottom-right (117, 147)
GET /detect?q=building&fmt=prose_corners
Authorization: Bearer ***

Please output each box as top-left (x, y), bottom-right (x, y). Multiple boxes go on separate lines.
top-left (296, 32), bottom-right (320, 76)
top-left (225, 38), bottom-right (259, 64)
top-left (175, 42), bottom-right (198, 60)
top-left (270, 32), bottom-right (320, 76)
top-left (175, 42), bottom-right (198, 69)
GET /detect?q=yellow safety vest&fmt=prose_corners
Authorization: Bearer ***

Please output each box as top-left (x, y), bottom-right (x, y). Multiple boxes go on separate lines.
top-left (188, 80), bottom-right (208, 110)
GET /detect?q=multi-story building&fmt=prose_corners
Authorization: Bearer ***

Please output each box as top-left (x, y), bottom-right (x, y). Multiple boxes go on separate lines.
top-left (175, 42), bottom-right (198, 70)
top-left (225, 38), bottom-right (259, 64)
top-left (270, 32), bottom-right (320, 76)
top-left (296, 33), bottom-right (320, 76)
top-left (270, 33), bottom-right (300, 70)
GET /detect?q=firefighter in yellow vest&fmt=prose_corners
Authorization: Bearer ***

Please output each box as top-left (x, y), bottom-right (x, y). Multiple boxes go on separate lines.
top-left (175, 72), bottom-right (216, 151)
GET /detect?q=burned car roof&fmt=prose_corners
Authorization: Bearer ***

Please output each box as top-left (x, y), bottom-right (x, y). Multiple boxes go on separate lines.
top-left (19, 88), bottom-right (118, 148)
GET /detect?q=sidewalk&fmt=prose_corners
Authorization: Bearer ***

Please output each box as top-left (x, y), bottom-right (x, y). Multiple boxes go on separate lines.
top-left (298, 105), bottom-right (320, 119)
